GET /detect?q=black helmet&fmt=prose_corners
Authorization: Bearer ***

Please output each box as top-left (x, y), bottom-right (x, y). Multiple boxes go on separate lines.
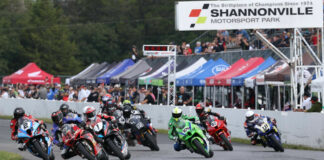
top-left (51, 111), bottom-right (63, 126)
top-left (123, 105), bottom-right (132, 118)
top-left (13, 107), bottom-right (25, 119)
top-left (60, 104), bottom-right (69, 116)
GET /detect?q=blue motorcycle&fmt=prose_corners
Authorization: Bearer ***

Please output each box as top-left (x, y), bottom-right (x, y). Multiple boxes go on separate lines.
top-left (17, 117), bottom-right (55, 160)
top-left (254, 117), bottom-right (284, 152)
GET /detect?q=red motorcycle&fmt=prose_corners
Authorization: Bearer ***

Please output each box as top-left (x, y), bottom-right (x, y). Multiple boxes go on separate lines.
top-left (61, 123), bottom-right (108, 160)
top-left (205, 115), bottom-right (233, 151)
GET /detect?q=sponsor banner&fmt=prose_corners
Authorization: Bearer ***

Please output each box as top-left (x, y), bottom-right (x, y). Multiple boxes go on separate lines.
top-left (176, 0), bottom-right (323, 30)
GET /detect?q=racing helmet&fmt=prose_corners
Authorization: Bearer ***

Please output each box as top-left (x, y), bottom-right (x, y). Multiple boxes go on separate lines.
top-left (13, 107), bottom-right (25, 119)
top-left (51, 111), bottom-right (63, 126)
top-left (245, 111), bottom-right (255, 122)
top-left (123, 105), bottom-right (132, 118)
top-left (83, 106), bottom-right (96, 121)
top-left (60, 104), bottom-right (69, 117)
top-left (195, 103), bottom-right (205, 117)
top-left (172, 107), bottom-right (182, 121)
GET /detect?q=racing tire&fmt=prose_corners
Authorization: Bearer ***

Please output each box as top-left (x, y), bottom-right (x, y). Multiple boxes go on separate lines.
top-left (220, 134), bottom-right (233, 151)
top-left (269, 134), bottom-right (284, 152)
top-left (106, 139), bottom-right (125, 160)
top-left (76, 141), bottom-right (96, 160)
top-left (192, 139), bottom-right (211, 158)
top-left (32, 139), bottom-right (50, 160)
top-left (125, 153), bottom-right (131, 159)
top-left (144, 133), bottom-right (159, 151)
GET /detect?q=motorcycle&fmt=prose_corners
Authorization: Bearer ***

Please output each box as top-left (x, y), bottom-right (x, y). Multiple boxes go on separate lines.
top-left (61, 123), bottom-right (108, 160)
top-left (91, 117), bottom-right (131, 160)
top-left (254, 117), bottom-right (284, 152)
top-left (113, 109), bottom-right (126, 130)
top-left (205, 115), bottom-right (233, 151)
top-left (17, 117), bottom-right (55, 160)
top-left (128, 110), bottom-right (159, 151)
top-left (174, 119), bottom-right (213, 158)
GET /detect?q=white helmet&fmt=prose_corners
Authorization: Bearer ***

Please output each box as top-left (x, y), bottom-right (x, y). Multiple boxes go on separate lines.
top-left (245, 111), bottom-right (255, 121)
top-left (172, 107), bottom-right (182, 120)
top-left (83, 106), bottom-right (96, 121)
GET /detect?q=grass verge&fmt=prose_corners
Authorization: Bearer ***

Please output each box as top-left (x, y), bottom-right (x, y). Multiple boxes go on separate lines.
top-left (0, 151), bottom-right (23, 160)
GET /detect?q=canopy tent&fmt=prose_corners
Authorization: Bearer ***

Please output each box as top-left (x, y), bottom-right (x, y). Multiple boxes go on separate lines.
top-left (96, 59), bottom-right (134, 84)
top-left (151, 57), bottom-right (207, 86)
top-left (85, 62), bottom-right (118, 84)
top-left (111, 60), bottom-right (150, 84)
top-left (244, 60), bottom-right (288, 88)
top-left (2, 62), bottom-right (60, 84)
top-left (138, 60), bottom-right (174, 85)
top-left (72, 62), bottom-right (110, 85)
top-left (231, 57), bottom-right (276, 86)
top-left (176, 59), bottom-right (229, 86)
top-left (206, 57), bottom-right (264, 86)
top-left (67, 63), bottom-right (99, 84)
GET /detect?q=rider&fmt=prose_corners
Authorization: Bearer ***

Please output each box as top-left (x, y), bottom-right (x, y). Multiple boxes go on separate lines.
top-left (59, 103), bottom-right (81, 117)
top-left (195, 103), bottom-right (226, 128)
top-left (244, 111), bottom-right (277, 146)
top-left (51, 111), bottom-right (82, 159)
top-left (168, 107), bottom-right (199, 152)
top-left (10, 107), bottom-right (47, 151)
top-left (83, 106), bottom-right (116, 125)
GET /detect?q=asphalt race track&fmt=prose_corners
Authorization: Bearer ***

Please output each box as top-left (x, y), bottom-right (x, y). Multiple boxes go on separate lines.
top-left (0, 119), bottom-right (323, 160)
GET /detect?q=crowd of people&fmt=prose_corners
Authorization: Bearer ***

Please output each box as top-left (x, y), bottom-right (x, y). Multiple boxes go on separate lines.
top-left (176, 29), bottom-right (320, 56)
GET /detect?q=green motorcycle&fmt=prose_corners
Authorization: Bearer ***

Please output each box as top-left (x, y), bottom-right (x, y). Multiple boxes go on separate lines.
top-left (174, 119), bottom-right (213, 158)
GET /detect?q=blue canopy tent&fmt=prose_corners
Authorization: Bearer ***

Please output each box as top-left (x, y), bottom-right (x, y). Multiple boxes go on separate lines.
top-left (96, 59), bottom-right (134, 84)
top-left (177, 59), bottom-right (229, 86)
top-left (231, 57), bottom-right (276, 86)
top-left (176, 59), bottom-right (215, 86)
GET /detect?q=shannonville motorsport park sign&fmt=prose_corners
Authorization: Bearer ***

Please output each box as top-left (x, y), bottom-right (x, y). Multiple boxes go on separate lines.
top-left (175, 0), bottom-right (323, 31)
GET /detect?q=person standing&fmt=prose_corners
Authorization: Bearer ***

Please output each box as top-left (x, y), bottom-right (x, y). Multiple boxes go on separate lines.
top-left (302, 93), bottom-right (312, 110)
top-left (176, 86), bottom-right (192, 106)
top-left (131, 45), bottom-right (138, 63)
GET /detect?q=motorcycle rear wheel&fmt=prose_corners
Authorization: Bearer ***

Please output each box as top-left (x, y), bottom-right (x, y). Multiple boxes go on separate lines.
top-left (76, 141), bottom-right (96, 160)
top-left (32, 139), bottom-right (50, 160)
top-left (219, 134), bottom-right (233, 151)
top-left (269, 135), bottom-right (284, 152)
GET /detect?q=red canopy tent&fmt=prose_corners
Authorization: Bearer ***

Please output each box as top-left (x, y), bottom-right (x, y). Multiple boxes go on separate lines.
top-left (2, 63), bottom-right (60, 84)
top-left (206, 57), bottom-right (264, 86)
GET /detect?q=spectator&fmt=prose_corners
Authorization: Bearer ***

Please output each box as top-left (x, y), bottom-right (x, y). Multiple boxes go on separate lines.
top-left (68, 87), bottom-right (75, 101)
top-left (87, 86), bottom-right (99, 102)
top-left (306, 96), bottom-right (322, 112)
top-left (176, 86), bottom-right (192, 106)
top-left (158, 87), bottom-right (168, 105)
top-left (131, 45), bottom-right (138, 62)
top-left (17, 85), bottom-right (25, 98)
top-left (238, 29), bottom-right (250, 40)
top-left (194, 41), bottom-right (202, 54)
top-left (39, 85), bottom-right (47, 99)
top-left (47, 86), bottom-right (55, 100)
top-left (1, 88), bottom-right (9, 98)
top-left (139, 87), bottom-right (146, 102)
top-left (78, 85), bottom-right (88, 102)
top-left (141, 89), bottom-right (155, 104)
top-left (180, 42), bottom-right (187, 55)
top-left (311, 31), bottom-right (319, 46)
top-left (130, 87), bottom-right (140, 104)
top-left (302, 93), bottom-right (312, 110)
top-left (111, 84), bottom-right (123, 104)
top-left (183, 44), bottom-right (192, 56)
top-left (239, 36), bottom-right (249, 50)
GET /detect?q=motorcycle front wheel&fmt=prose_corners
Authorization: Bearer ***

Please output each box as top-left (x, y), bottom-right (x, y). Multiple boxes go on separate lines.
top-left (192, 139), bottom-right (212, 158)
top-left (219, 134), bottom-right (233, 151)
top-left (269, 134), bottom-right (284, 152)
top-left (76, 140), bottom-right (96, 160)
top-left (106, 139), bottom-right (125, 160)
top-left (31, 139), bottom-right (50, 160)
top-left (144, 132), bottom-right (159, 151)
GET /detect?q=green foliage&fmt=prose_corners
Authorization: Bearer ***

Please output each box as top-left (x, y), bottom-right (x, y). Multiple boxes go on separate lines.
top-left (0, 0), bottom-right (202, 76)
top-left (0, 151), bottom-right (22, 160)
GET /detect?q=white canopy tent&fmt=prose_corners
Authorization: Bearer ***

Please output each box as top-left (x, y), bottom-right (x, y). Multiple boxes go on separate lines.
top-left (175, 57), bottom-right (207, 78)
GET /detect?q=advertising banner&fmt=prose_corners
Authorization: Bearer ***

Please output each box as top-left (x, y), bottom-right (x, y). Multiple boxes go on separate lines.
top-left (175, 0), bottom-right (323, 31)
